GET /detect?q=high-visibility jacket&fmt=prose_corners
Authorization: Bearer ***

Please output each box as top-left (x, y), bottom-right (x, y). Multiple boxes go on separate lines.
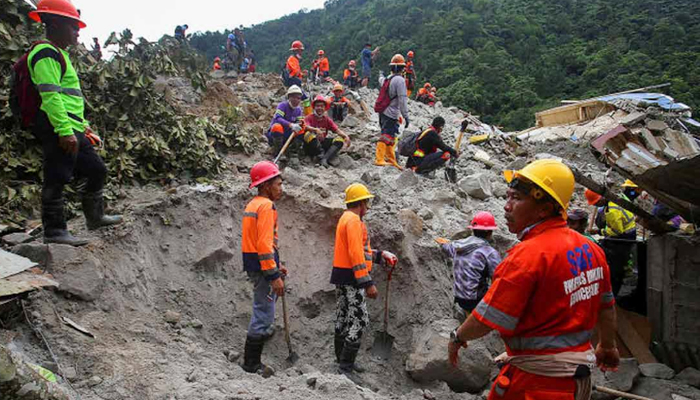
top-left (319, 57), bottom-right (330, 73)
top-left (286, 55), bottom-right (302, 79)
top-left (343, 68), bottom-right (358, 81)
top-left (28, 43), bottom-right (88, 137)
top-left (473, 218), bottom-right (615, 356)
top-left (242, 196), bottom-right (281, 281)
top-left (405, 60), bottom-right (414, 75)
top-left (330, 210), bottom-right (378, 288)
top-left (602, 201), bottom-right (636, 238)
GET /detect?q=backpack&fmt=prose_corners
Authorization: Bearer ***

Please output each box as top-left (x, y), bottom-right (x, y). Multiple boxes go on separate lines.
top-left (9, 41), bottom-right (67, 129)
top-left (397, 128), bottom-right (431, 157)
top-left (373, 75), bottom-right (398, 113)
top-left (280, 60), bottom-right (290, 86)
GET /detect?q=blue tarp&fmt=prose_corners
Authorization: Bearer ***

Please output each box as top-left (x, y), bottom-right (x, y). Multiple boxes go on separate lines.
top-left (598, 92), bottom-right (690, 112)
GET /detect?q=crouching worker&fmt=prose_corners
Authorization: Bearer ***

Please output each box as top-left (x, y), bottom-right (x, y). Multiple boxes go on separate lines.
top-left (304, 95), bottom-right (350, 167)
top-left (266, 85), bottom-right (304, 164)
top-left (330, 83), bottom-right (351, 123)
top-left (241, 161), bottom-right (286, 376)
top-left (332, 183), bottom-right (398, 376)
top-left (406, 117), bottom-right (458, 175)
top-left (436, 212), bottom-right (501, 322)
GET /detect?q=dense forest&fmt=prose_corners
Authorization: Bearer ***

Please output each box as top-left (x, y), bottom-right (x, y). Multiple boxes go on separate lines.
top-left (190, 0), bottom-right (700, 130)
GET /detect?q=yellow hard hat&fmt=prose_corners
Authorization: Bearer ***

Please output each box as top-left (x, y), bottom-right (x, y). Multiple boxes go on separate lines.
top-left (345, 183), bottom-right (374, 204)
top-left (503, 159), bottom-right (575, 213)
top-left (621, 179), bottom-right (638, 188)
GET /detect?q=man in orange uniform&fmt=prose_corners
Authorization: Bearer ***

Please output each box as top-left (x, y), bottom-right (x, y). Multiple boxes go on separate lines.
top-left (330, 83), bottom-right (351, 123)
top-left (241, 161), bottom-right (286, 375)
top-left (332, 183), bottom-right (398, 375)
top-left (448, 159), bottom-right (620, 400)
top-left (317, 50), bottom-right (330, 81)
top-left (343, 60), bottom-right (360, 89)
top-left (286, 40), bottom-right (311, 115)
top-left (405, 50), bottom-right (416, 97)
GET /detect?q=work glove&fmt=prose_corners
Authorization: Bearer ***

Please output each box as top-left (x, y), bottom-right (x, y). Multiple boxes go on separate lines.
top-left (381, 251), bottom-right (398, 267)
top-left (291, 124), bottom-right (302, 133)
top-left (460, 120), bottom-right (469, 132)
top-left (404, 118), bottom-right (410, 129)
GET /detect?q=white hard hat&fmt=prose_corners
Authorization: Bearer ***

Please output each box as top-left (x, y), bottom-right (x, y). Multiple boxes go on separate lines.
top-left (287, 85), bottom-right (303, 96)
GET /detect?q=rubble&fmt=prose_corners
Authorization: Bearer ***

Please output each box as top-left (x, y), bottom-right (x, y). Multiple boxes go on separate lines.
top-left (640, 363), bottom-right (676, 380)
top-left (458, 173), bottom-right (493, 200)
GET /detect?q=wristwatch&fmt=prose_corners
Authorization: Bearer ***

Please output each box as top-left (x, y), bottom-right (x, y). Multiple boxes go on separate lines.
top-left (450, 328), bottom-right (465, 345)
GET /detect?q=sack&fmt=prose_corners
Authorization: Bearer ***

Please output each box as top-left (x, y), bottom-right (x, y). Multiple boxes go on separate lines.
top-left (397, 130), bottom-right (422, 157)
top-left (10, 41), bottom-right (66, 129)
top-left (373, 75), bottom-right (398, 113)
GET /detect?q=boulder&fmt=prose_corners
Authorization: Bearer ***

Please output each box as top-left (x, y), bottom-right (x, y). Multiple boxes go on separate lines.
top-left (506, 157), bottom-right (528, 171)
top-left (396, 170), bottom-right (420, 188)
top-left (631, 377), bottom-right (700, 400)
top-left (492, 182), bottom-right (508, 199)
top-left (209, 70), bottom-right (226, 79)
top-left (11, 242), bottom-right (49, 265)
top-left (640, 363), bottom-right (676, 380)
top-left (406, 319), bottom-right (493, 393)
top-left (1, 233), bottom-right (32, 246)
top-left (418, 207), bottom-right (434, 221)
top-left (398, 209), bottom-right (424, 236)
top-left (45, 244), bottom-right (104, 301)
top-left (675, 367), bottom-right (700, 389)
top-left (341, 115), bottom-right (361, 129)
top-left (335, 154), bottom-right (356, 170)
top-left (361, 171), bottom-right (380, 184)
top-left (592, 358), bottom-right (639, 399)
top-left (458, 174), bottom-right (493, 200)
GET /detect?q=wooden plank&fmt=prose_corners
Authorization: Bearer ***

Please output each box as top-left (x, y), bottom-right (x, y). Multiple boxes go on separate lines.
top-left (0, 280), bottom-right (34, 297)
top-left (0, 249), bottom-right (37, 280)
top-left (617, 306), bottom-right (657, 364)
top-left (5, 268), bottom-right (59, 290)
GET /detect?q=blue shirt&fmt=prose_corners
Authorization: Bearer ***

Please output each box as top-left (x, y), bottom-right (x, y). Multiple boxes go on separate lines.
top-left (361, 48), bottom-right (372, 69)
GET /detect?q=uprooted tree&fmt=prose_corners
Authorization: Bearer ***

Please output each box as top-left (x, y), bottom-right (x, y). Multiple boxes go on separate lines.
top-left (0, 0), bottom-right (251, 225)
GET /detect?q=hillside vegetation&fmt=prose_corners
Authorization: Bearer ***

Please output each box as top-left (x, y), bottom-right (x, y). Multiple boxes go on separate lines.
top-left (191, 0), bottom-right (700, 130)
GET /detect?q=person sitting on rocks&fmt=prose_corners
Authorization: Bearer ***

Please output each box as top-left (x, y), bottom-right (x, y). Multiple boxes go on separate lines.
top-left (416, 83), bottom-right (431, 103)
top-left (435, 211), bottom-right (501, 322)
top-left (330, 83), bottom-right (351, 123)
top-left (303, 95), bottom-right (350, 168)
top-left (405, 116), bottom-right (458, 175)
top-left (266, 85), bottom-right (304, 164)
top-left (343, 60), bottom-right (360, 89)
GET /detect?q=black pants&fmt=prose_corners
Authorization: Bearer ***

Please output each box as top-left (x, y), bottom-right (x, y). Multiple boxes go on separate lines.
top-left (304, 137), bottom-right (342, 158)
top-left (33, 118), bottom-right (107, 197)
top-left (331, 103), bottom-right (347, 122)
top-left (407, 151), bottom-right (449, 174)
top-left (600, 233), bottom-right (636, 297)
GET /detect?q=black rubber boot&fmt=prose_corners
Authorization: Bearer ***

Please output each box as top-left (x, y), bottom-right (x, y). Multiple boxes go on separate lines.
top-left (321, 144), bottom-right (341, 168)
top-left (82, 190), bottom-right (123, 231)
top-left (42, 186), bottom-right (91, 246)
top-left (242, 336), bottom-right (265, 374)
top-left (334, 332), bottom-right (345, 363)
top-left (338, 340), bottom-right (365, 374)
top-left (272, 137), bottom-right (284, 160)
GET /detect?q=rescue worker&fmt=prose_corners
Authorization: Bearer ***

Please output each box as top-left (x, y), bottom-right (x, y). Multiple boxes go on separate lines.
top-left (248, 49), bottom-right (257, 73)
top-left (567, 209), bottom-right (597, 243)
top-left (586, 189), bottom-right (636, 296)
top-left (405, 50), bottom-right (416, 98)
top-left (406, 117), bottom-right (458, 175)
top-left (376, 54), bottom-right (410, 170)
top-left (360, 43), bottom-right (379, 87)
top-left (26, 0), bottom-right (122, 246)
top-left (286, 40), bottom-right (311, 115)
top-left (212, 57), bottom-right (221, 71)
top-left (304, 95), bottom-right (350, 168)
top-left (317, 50), bottom-right (330, 81)
top-left (226, 33), bottom-right (238, 69)
top-left (343, 60), bottom-right (360, 89)
top-left (332, 183), bottom-right (398, 375)
top-left (90, 37), bottom-right (101, 61)
top-left (330, 83), bottom-right (351, 123)
top-left (435, 211), bottom-right (501, 321)
top-left (174, 24), bottom-right (188, 42)
top-left (241, 161), bottom-right (286, 375)
top-left (427, 86), bottom-right (439, 106)
top-left (449, 159), bottom-right (620, 400)
top-left (416, 83), bottom-right (431, 103)
top-left (266, 85), bottom-right (304, 165)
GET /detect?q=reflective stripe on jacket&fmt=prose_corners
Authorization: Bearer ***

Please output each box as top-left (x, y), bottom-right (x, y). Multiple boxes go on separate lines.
top-left (472, 218), bottom-right (615, 356)
top-left (603, 202), bottom-right (636, 237)
top-left (242, 196), bottom-right (281, 281)
top-left (28, 42), bottom-right (87, 137)
top-left (331, 211), bottom-right (376, 288)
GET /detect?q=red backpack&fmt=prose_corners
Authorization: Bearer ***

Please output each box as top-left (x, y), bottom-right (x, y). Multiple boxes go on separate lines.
top-left (373, 75), bottom-right (399, 113)
top-left (9, 41), bottom-right (66, 129)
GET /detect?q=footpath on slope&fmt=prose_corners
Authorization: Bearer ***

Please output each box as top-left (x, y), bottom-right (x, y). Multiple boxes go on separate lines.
top-left (1, 71), bottom-right (698, 400)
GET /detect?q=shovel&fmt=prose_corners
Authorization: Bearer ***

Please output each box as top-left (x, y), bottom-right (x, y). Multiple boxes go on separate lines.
top-left (445, 127), bottom-right (466, 184)
top-left (371, 263), bottom-right (397, 359)
top-left (281, 293), bottom-right (300, 364)
top-left (273, 132), bottom-right (297, 164)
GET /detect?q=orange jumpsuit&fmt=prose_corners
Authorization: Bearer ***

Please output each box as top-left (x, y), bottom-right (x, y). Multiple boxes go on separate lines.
top-left (473, 218), bottom-right (615, 399)
top-left (286, 55), bottom-right (303, 79)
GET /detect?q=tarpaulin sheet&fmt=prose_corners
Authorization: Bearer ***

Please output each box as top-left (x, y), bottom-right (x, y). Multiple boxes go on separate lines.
top-left (599, 93), bottom-right (690, 112)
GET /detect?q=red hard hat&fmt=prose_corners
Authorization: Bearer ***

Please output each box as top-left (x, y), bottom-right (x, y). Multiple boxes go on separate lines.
top-left (407, 51), bottom-right (414, 58)
top-left (312, 95), bottom-right (329, 110)
top-left (348, 60), bottom-right (356, 67)
top-left (290, 40), bottom-right (305, 51)
top-left (29, 0), bottom-right (86, 28)
top-left (318, 50), bottom-right (325, 56)
top-left (585, 189), bottom-right (603, 206)
top-left (470, 211), bottom-right (497, 231)
top-left (250, 161), bottom-right (281, 189)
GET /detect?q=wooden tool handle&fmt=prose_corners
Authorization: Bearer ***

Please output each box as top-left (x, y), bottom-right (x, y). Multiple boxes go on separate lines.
top-left (594, 385), bottom-right (653, 400)
top-left (274, 132), bottom-right (297, 164)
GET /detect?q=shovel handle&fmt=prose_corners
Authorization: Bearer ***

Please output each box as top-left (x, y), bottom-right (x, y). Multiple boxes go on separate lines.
top-left (282, 294), bottom-right (293, 349)
top-left (383, 263), bottom-right (395, 333)
top-left (274, 132), bottom-right (297, 164)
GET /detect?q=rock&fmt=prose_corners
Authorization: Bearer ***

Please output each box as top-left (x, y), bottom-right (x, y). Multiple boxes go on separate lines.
top-left (190, 319), bottom-right (203, 329)
top-left (621, 111), bottom-right (647, 127)
top-left (88, 376), bottom-right (102, 387)
top-left (209, 70), bottom-right (225, 79)
top-left (335, 154), bottom-right (356, 170)
top-left (418, 207), bottom-right (434, 221)
top-left (646, 119), bottom-right (669, 132)
top-left (306, 376), bottom-right (317, 388)
top-left (11, 243), bottom-right (49, 265)
top-left (631, 377), bottom-right (700, 400)
top-left (224, 350), bottom-right (240, 363)
top-left (458, 174), bottom-right (493, 200)
top-left (62, 366), bottom-right (77, 381)
top-left (398, 209), bottom-right (424, 236)
top-left (406, 319), bottom-right (492, 393)
top-left (1, 233), bottom-right (32, 246)
top-left (534, 152), bottom-right (563, 162)
top-left (506, 157), bottom-right (528, 171)
top-left (592, 358), bottom-right (639, 399)
top-left (676, 368), bottom-right (700, 389)
top-left (164, 310), bottom-right (181, 324)
top-left (492, 182), bottom-right (508, 199)
top-left (193, 247), bottom-right (234, 273)
top-left (256, 94), bottom-right (271, 108)
top-left (43, 244), bottom-right (104, 301)
top-left (396, 170), bottom-right (420, 188)
top-left (186, 369), bottom-right (199, 382)
top-left (341, 115), bottom-right (361, 128)
top-left (361, 171), bottom-right (380, 183)
top-left (423, 389), bottom-right (435, 400)
top-left (640, 363), bottom-right (676, 380)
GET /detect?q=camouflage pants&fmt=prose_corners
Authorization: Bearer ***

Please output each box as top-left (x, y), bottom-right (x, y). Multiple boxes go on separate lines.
top-left (335, 285), bottom-right (369, 342)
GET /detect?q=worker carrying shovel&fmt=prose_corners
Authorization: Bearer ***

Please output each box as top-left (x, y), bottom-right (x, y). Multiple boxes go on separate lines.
top-left (448, 159), bottom-right (620, 400)
top-left (331, 183), bottom-right (398, 376)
